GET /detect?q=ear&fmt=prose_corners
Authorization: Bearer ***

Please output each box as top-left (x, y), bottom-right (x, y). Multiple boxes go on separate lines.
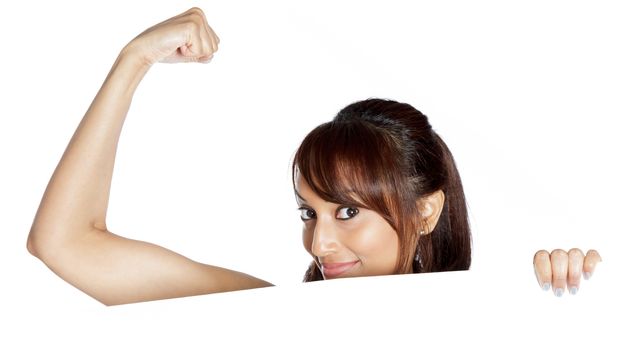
top-left (417, 190), bottom-right (445, 235)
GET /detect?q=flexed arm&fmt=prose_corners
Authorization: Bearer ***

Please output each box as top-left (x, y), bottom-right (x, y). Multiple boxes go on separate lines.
top-left (27, 8), bottom-right (272, 305)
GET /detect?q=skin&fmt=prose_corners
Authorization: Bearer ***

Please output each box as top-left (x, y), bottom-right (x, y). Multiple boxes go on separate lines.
top-left (27, 7), bottom-right (601, 305)
top-left (533, 249), bottom-right (602, 296)
top-left (296, 175), bottom-right (400, 279)
top-left (295, 173), bottom-right (446, 278)
top-left (27, 8), bottom-right (273, 306)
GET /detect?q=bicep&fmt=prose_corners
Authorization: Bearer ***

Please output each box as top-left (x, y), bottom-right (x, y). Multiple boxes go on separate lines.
top-left (41, 229), bottom-right (273, 305)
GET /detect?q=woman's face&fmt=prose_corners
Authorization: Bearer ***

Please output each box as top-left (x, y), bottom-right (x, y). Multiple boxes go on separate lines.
top-left (294, 174), bottom-right (399, 279)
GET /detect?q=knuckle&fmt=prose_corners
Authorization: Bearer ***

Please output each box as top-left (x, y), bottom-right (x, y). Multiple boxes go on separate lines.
top-left (181, 20), bottom-right (200, 33)
top-left (188, 10), bottom-right (206, 24)
top-left (583, 258), bottom-right (597, 269)
top-left (586, 249), bottom-right (601, 259)
top-left (188, 7), bottom-right (204, 16)
top-left (584, 263), bottom-right (596, 272)
top-left (202, 41), bottom-right (213, 54)
top-left (568, 269), bottom-right (582, 279)
top-left (551, 249), bottom-right (568, 257)
top-left (186, 20), bottom-right (201, 30)
top-left (533, 250), bottom-right (550, 262)
top-left (568, 248), bottom-right (584, 258)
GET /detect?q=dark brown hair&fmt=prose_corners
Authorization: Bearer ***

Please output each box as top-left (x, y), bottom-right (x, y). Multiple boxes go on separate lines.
top-left (293, 98), bottom-right (471, 282)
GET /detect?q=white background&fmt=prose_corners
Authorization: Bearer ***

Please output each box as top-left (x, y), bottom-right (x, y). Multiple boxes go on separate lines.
top-left (1, 0), bottom-right (620, 348)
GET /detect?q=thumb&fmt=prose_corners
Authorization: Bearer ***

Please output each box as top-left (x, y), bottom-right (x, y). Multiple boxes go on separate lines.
top-left (180, 44), bottom-right (198, 57)
top-left (163, 43), bottom-right (205, 64)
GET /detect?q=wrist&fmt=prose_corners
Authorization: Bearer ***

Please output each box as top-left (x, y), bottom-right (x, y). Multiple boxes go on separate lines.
top-left (103, 45), bottom-right (152, 97)
top-left (119, 42), bottom-right (155, 70)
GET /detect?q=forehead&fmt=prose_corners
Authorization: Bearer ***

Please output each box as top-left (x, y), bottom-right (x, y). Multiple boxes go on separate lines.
top-left (293, 172), bottom-right (313, 201)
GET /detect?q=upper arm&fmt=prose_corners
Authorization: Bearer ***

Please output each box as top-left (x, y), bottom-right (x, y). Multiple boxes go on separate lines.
top-left (31, 228), bottom-right (273, 305)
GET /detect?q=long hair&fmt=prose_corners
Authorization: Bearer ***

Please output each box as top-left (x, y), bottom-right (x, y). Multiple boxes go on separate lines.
top-left (293, 98), bottom-right (471, 281)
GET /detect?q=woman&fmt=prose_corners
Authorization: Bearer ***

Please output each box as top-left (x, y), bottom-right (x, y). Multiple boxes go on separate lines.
top-left (294, 97), bottom-right (471, 281)
top-left (27, 7), bottom-right (601, 305)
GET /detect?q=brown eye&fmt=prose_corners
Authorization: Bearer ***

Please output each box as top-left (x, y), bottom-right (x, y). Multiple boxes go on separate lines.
top-left (299, 207), bottom-right (316, 221)
top-left (336, 207), bottom-right (359, 220)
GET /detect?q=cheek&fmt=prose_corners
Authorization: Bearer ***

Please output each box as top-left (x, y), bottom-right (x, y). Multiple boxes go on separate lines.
top-left (348, 220), bottom-right (399, 272)
top-left (350, 226), bottom-right (397, 257)
top-left (302, 224), bottom-right (314, 256)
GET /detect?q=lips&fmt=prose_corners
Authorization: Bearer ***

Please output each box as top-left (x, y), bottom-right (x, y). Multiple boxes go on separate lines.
top-left (320, 260), bottom-right (360, 279)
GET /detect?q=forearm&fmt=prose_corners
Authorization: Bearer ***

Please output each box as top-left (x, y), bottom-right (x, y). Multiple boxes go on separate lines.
top-left (29, 48), bottom-right (150, 251)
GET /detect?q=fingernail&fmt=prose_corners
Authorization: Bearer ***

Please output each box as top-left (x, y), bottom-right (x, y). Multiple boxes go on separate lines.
top-left (569, 286), bottom-right (578, 295)
top-left (542, 282), bottom-right (551, 291)
top-left (555, 288), bottom-right (564, 297)
top-left (583, 272), bottom-right (592, 280)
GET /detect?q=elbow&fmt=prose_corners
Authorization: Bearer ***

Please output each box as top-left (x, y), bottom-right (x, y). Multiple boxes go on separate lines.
top-left (27, 231), bottom-right (41, 258)
top-left (27, 224), bottom-right (70, 260)
top-left (27, 228), bottom-right (57, 260)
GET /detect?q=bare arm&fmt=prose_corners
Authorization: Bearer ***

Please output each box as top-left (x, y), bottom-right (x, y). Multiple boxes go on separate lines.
top-left (27, 8), bottom-right (272, 306)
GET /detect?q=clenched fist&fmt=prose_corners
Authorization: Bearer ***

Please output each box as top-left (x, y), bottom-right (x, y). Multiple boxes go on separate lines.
top-left (122, 7), bottom-right (220, 66)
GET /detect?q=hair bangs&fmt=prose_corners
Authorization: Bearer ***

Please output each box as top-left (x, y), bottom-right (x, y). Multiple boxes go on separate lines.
top-left (293, 120), bottom-right (403, 227)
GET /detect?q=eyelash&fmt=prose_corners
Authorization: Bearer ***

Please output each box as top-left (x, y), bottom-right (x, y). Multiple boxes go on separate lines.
top-left (298, 206), bottom-right (359, 221)
top-left (337, 207), bottom-right (359, 220)
top-left (299, 207), bottom-right (316, 221)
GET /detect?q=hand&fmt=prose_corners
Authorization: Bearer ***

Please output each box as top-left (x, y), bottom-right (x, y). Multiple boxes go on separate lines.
top-left (533, 248), bottom-right (601, 296)
top-left (122, 7), bottom-right (220, 66)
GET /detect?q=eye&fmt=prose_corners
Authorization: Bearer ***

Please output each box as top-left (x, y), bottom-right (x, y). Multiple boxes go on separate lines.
top-left (336, 207), bottom-right (359, 220)
top-left (298, 207), bottom-right (316, 221)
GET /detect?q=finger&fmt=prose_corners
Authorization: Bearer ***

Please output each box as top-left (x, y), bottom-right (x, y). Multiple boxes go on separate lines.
top-left (583, 249), bottom-right (602, 280)
top-left (192, 9), bottom-right (215, 56)
top-left (189, 21), bottom-right (210, 61)
top-left (194, 28), bottom-right (212, 61)
top-left (196, 8), bottom-right (220, 46)
top-left (185, 7), bottom-right (216, 57)
top-left (196, 9), bottom-right (218, 53)
top-left (179, 44), bottom-right (193, 57)
top-left (196, 25), bottom-right (218, 63)
top-left (550, 249), bottom-right (568, 297)
top-left (567, 248), bottom-right (584, 295)
top-left (197, 55), bottom-right (213, 64)
top-left (173, 9), bottom-right (209, 62)
top-left (206, 25), bottom-right (219, 53)
top-left (214, 30), bottom-right (221, 45)
top-left (533, 250), bottom-right (552, 291)
top-left (208, 23), bottom-right (220, 46)
top-left (177, 18), bottom-right (205, 59)
top-left (179, 42), bottom-right (204, 62)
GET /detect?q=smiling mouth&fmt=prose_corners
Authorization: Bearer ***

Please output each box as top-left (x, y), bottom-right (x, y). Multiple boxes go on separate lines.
top-left (321, 260), bottom-right (360, 279)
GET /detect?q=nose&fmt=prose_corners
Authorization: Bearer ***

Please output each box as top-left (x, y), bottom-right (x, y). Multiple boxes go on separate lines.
top-left (311, 217), bottom-right (339, 258)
